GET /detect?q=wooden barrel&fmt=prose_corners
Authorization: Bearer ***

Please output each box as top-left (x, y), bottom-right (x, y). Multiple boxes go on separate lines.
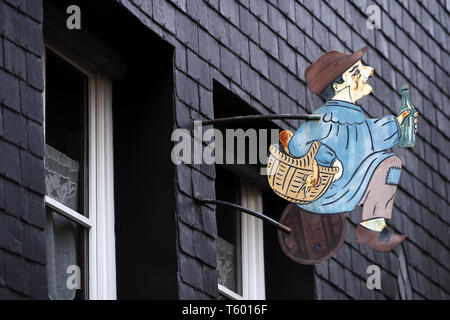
top-left (278, 203), bottom-right (346, 265)
top-left (267, 141), bottom-right (339, 204)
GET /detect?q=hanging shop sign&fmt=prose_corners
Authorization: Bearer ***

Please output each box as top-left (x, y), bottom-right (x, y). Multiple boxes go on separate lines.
top-left (195, 46), bottom-right (418, 265)
top-left (267, 46), bottom-right (419, 260)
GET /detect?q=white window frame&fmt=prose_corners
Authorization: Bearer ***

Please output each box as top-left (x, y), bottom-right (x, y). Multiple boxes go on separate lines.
top-left (43, 41), bottom-right (117, 300)
top-left (218, 179), bottom-right (265, 300)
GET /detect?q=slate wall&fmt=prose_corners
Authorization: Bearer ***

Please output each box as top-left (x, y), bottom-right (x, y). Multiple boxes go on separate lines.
top-left (116, 0), bottom-right (449, 300)
top-left (0, 0), bottom-right (47, 299)
top-left (0, 0), bottom-right (448, 300)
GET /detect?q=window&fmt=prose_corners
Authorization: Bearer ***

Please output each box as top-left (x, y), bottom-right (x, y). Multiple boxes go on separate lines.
top-left (44, 43), bottom-right (116, 300)
top-left (215, 167), bottom-right (265, 300)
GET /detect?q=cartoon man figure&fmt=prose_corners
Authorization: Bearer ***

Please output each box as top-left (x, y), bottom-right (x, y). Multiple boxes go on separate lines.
top-left (279, 47), bottom-right (418, 252)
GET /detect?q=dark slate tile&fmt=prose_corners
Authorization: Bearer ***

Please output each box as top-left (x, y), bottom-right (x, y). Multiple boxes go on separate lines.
top-left (239, 5), bottom-right (259, 43)
top-left (249, 0), bottom-right (268, 23)
top-left (344, 268), bottom-right (361, 299)
top-left (21, 223), bottom-right (45, 264)
top-left (0, 286), bottom-right (28, 299)
top-left (0, 249), bottom-right (5, 287)
top-left (198, 28), bottom-right (220, 69)
top-left (186, 0), bottom-right (207, 27)
top-left (26, 52), bottom-right (43, 91)
top-left (315, 260), bottom-right (329, 279)
top-left (304, 35), bottom-right (322, 63)
top-left (178, 279), bottom-right (197, 299)
top-left (0, 140), bottom-right (21, 183)
top-left (19, 14), bottom-right (42, 56)
top-left (3, 39), bottom-right (26, 80)
top-left (0, 178), bottom-right (4, 211)
top-left (240, 61), bottom-right (261, 101)
top-left (176, 164), bottom-right (192, 196)
top-left (193, 230), bottom-right (217, 268)
top-left (27, 120), bottom-right (44, 158)
top-left (29, 263), bottom-right (47, 299)
top-left (294, 2), bottom-right (312, 36)
top-left (176, 191), bottom-right (202, 230)
top-left (24, 190), bottom-right (45, 229)
top-left (259, 22), bottom-right (279, 59)
top-left (199, 86), bottom-right (213, 119)
top-left (0, 38), bottom-right (3, 69)
top-left (329, 33), bottom-right (345, 52)
top-left (0, 212), bottom-right (23, 255)
top-left (176, 71), bottom-right (199, 109)
top-left (314, 276), bottom-right (322, 299)
top-left (5, 0), bottom-right (26, 11)
top-left (153, 0), bottom-right (176, 34)
top-left (200, 204), bottom-right (217, 238)
top-left (178, 221), bottom-right (195, 257)
top-left (0, 1), bottom-right (20, 43)
top-left (20, 150), bottom-right (45, 195)
top-left (4, 108), bottom-right (27, 149)
top-left (328, 259), bottom-right (346, 292)
top-left (287, 20), bottom-right (304, 53)
top-left (4, 251), bottom-right (30, 296)
top-left (249, 41), bottom-right (269, 78)
top-left (187, 50), bottom-right (210, 87)
top-left (26, 0), bottom-right (43, 23)
top-left (322, 1), bottom-right (338, 32)
top-left (260, 77), bottom-right (280, 113)
top-left (202, 264), bottom-right (218, 297)
top-left (207, 7), bottom-right (230, 47)
top-left (312, 18), bottom-right (329, 51)
top-left (179, 252), bottom-right (203, 289)
top-left (219, 46), bottom-right (241, 83)
top-left (19, 81), bottom-right (43, 124)
top-left (4, 180), bottom-right (27, 219)
top-left (192, 168), bottom-right (215, 200)
top-left (219, 0), bottom-right (239, 27)
top-left (277, 0), bottom-right (295, 21)
top-left (268, 58), bottom-right (288, 91)
top-left (268, 4), bottom-right (287, 39)
top-left (0, 68), bottom-right (20, 112)
top-left (229, 25), bottom-right (249, 63)
top-left (320, 279), bottom-right (339, 300)
top-left (195, 289), bottom-right (213, 300)
top-left (279, 39), bottom-right (296, 74)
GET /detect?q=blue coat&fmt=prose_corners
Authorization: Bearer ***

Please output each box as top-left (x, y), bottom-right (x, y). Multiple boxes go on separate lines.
top-left (288, 100), bottom-right (401, 214)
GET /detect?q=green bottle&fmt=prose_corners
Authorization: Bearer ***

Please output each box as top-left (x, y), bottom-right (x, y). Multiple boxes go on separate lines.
top-left (398, 85), bottom-right (417, 148)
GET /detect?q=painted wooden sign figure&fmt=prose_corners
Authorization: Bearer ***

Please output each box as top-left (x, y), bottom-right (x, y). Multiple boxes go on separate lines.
top-left (268, 46), bottom-right (419, 259)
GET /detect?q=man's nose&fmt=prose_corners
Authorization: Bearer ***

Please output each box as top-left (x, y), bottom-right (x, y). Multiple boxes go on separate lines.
top-left (363, 67), bottom-right (374, 79)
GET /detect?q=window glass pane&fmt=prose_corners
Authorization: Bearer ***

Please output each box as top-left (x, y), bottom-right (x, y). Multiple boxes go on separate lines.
top-left (45, 49), bottom-right (87, 214)
top-left (215, 166), bottom-right (242, 295)
top-left (45, 207), bottom-right (87, 300)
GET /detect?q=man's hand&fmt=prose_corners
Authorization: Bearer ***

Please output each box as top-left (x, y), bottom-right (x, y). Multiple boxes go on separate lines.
top-left (396, 110), bottom-right (410, 125)
top-left (396, 110), bottom-right (419, 132)
top-left (332, 159), bottom-right (343, 182)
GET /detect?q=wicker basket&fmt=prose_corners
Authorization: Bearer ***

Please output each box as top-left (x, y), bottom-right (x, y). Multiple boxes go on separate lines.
top-left (267, 141), bottom-right (339, 204)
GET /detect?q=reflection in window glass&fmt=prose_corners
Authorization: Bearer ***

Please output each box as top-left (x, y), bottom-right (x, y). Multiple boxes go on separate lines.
top-left (45, 49), bottom-right (89, 300)
top-left (46, 207), bottom-right (86, 300)
top-left (215, 166), bottom-right (242, 296)
top-left (45, 50), bottom-right (87, 215)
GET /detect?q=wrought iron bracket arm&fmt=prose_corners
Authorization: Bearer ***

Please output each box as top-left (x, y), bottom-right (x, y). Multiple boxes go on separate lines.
top-left (196, 114), bottom-right (320, 126)
top-left (194, 195), bottom-right (292, 234)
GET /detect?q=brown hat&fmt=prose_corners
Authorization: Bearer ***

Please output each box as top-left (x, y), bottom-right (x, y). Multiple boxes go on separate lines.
top-left (305, 46), bottom-right (367, 95)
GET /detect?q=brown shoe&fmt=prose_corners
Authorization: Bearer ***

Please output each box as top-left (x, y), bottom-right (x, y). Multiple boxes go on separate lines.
top-left (356, 225), bottom-right (406, 252)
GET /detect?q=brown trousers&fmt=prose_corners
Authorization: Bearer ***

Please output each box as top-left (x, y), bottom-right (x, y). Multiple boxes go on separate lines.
top-left (358, 156), bottom-right (402, 221)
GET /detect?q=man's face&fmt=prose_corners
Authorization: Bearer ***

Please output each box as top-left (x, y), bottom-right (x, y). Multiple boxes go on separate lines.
top-left (335, 60), bottom-right (374, 102)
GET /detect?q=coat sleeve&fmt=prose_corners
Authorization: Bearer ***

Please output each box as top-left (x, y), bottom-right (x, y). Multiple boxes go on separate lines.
top-left (366, 115), bottom-right (401, 151)
top-left (288, 121), bottom-right (337, 166)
